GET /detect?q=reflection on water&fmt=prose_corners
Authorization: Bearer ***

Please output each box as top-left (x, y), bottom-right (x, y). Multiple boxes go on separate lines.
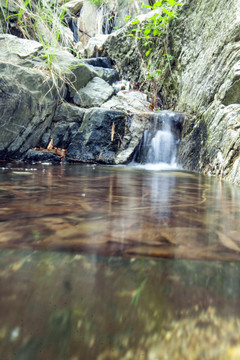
top-left (0, 163), bottom-right (240, 260)
top-left (1, 164), bottom-right (240, 359)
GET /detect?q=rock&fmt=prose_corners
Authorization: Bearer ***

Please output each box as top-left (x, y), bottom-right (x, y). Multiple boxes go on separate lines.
top-left (53, 102), bottom-right (85, 123)
top-left (115, 112), bottom-right (151, 164)
top-left (76, 0), bottom-right (100, 46)
top-left (50, 49), bottom-right (98, 97)
top-left (73, 77), bottom-right (114, 107)
top-left (0, 34), bottom-right (43, 65)
top-left (62, 0), bottom-right (84, 15)
top-left (39, 102), bottom-right (85, 148)
top-left (0, 62), bottom-right (58, 159)
top-left (83, 34), bottom-right (109, 58)
top-left (0, 0), bottom-right (19, 13)
top-left (24, 149), bottom-right (61, 163)
top-left (51, 122), bottom-right (80, 149)
top-left (82, 57), bottom-right (112, 68)
top-left (66, 108), bottom-right (126, 163)
top-left (102, 90), bottom-right (151, 112)
top-left (90, 66), bottom-right (119, 85)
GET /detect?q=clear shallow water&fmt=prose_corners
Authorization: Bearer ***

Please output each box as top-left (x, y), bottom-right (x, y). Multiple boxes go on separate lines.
top-left (1, 164), bottom-right (240, 359)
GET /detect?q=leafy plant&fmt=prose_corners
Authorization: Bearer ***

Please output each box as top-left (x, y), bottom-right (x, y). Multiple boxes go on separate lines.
top-left (126, 0), bottom-right (182, 108)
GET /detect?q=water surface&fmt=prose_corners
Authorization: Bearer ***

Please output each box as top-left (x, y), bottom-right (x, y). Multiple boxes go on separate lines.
top-left (1, 164), bottom-right (240, 359)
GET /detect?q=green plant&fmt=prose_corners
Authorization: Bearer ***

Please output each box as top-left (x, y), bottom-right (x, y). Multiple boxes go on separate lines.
top-left (126, 0), bottom-right (182, 107)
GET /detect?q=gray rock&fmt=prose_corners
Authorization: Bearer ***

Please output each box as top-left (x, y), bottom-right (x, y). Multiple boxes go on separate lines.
top-left (51, 121), bottom-right (80, 149)
top-left (0, 62), bottom-right (58, 159)
top-left (90, 66), bottom-right (119, 85)
top-left (83, 34), bottom-right (109, 58)
top-left (73, 77), bottom-right (114, 107)
top-left (115, 112), bottom-right (151, 164)
top-left (62, 0), bottom-right (84, 15)
top-left (66, 108), bottom-right (126, 163)
top-left (39, 102), bottom-right (85, 148)
top-left (24, 149), bottom-right (61, 163)
top-left (82, 57), bottom-right (113, 68)
top-left (102, 90), bottom-right (151, 112)
top-left (53, 102), bottom-right (85, 123)
top-left (50, 50), bottom-right (99, 97)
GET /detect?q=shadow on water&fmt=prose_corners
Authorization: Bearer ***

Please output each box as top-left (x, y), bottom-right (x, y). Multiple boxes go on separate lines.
top-left (1, 164), bottom-right (240, 359)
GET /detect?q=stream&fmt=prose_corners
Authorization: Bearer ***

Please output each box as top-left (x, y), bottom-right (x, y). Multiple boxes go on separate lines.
top-left (1, 163), bottom-right (240, 359)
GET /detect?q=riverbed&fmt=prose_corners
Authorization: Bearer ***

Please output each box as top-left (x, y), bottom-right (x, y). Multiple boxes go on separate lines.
top-left (0, 163), bottom-right (240, 359)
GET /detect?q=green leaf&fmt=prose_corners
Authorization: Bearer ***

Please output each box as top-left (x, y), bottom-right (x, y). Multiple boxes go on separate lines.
top-left (131, 18), bottom-right (140, 24)
top-left (166, 0), bottom-right (176, 5)
top-left (144, 28), bottom-right (151, 35)
top-left (162, 7), bottom-right (171, 16)
top-left (153, 1), bottom-right (163, 7)
top-left (145, 49), bottom-right (152, 57)
top-left (153, 28), bottom-right (160, 36)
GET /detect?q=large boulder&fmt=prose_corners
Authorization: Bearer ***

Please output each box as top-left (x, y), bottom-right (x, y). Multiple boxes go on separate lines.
top-left (0, 61), bottom-right (58, 158)
top-left (0, 34), bottom-right (98, 160)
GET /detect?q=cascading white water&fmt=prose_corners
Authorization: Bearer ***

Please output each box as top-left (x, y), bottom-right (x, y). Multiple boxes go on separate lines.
top-left (145, 121), bottom-right (177, 165)
top-left (133, 111), bottom-right (183, 170)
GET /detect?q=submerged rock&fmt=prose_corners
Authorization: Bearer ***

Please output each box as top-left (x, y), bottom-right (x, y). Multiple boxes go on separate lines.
top-left (66, 108), bottom-right (126, 163)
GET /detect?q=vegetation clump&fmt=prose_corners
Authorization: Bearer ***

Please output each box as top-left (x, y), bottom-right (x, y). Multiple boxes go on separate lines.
top-left (125, 0), bottom-right (182, 107)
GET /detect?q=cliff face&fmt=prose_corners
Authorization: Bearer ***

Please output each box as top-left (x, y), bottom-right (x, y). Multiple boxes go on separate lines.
top-left (170, 0), bottom-right (240, 184)
top-left (103, 0), bottom-right (240, 184)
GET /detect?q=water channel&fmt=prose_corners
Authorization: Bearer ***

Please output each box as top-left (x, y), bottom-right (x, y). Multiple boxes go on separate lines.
top-left (1, 162), bottom-right (240, 360)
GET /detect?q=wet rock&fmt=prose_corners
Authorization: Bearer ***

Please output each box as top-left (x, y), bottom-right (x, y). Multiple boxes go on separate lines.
top-left (24, 150), bottom-right (61, 163)
top-left (51, 122), bottom-right (80, 149)
top-left (115, 112), bottom-right (150, 164)
top-left (82, 57), bottom-right (112, 69)
top-left (66, 108), bottom-right (126, 163)
top-left (73, 77), bottom-right (114, 107)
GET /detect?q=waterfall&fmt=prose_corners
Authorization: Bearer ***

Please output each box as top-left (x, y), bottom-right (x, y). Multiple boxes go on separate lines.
top-left (133, 111), bottom-right (184, 170)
